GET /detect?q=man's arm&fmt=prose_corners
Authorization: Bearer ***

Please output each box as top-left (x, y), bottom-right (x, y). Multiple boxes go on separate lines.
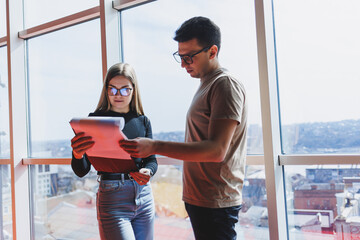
top-left (119, 118), bottom-right (238, 162)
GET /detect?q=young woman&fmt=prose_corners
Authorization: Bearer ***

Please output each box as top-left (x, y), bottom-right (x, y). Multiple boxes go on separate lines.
top-left (71, 63), bottom-right (157, 240)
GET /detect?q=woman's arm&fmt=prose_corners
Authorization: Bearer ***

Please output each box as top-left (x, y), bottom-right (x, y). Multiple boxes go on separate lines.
top-left (71, 154), bottom-right (91, 177)
top-left (71, 132), bottom-right (94, 177)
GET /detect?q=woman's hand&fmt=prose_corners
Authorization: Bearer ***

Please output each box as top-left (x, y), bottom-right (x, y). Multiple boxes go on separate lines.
top-left (71, 132), bottom-right (95, 159)
top-left (129, 168), bottom-right (152, 185)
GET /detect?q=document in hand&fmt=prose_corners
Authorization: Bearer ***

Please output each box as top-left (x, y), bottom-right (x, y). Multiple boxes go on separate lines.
top-left (70, 117), bottom-right (136, 172)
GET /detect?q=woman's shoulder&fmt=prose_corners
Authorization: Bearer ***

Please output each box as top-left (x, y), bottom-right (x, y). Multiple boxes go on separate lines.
top-left (131, 113), bottom-right (151, 127)
top-left (139, 114), bottom-right (150, 123)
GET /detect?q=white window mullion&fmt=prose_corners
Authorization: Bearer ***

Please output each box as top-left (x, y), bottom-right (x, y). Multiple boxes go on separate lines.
top-left (100, 0), bottom-right (122, 78)
top-left (254, 0), bottom-right (288, 239)
top-left (280, 154), bottom-right (360, 165)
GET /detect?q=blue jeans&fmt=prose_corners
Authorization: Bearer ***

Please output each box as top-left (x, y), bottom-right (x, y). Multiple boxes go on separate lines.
top-left (97, 179), bottom-right (154, 240)
top-left (185, 203), bottom-right (241, 240)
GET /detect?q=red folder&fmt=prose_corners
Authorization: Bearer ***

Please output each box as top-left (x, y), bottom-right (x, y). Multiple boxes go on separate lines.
top-left (70, 117), bottom-right (137, 172)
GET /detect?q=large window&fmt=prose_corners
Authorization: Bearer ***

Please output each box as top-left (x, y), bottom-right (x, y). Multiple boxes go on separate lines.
top-left (272, 0), bottom-right (360, 238)
top-left (274, 0), bottom-right (360, 154)
top-left (4, 0), bottom-right (359, 239)
top-left (27, 20), bottom-right (102, 158)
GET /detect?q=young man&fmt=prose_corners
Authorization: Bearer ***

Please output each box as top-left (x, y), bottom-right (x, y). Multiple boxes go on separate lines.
top-left (120, 16), bottom-right (248, 240)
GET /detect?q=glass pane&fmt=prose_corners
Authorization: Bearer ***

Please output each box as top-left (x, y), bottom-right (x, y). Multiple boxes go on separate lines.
top-left (31, 163), bottom-right (269, 239)
top-left (151, 164), bottom-right (194, 238)
top-left (240, 165), bottom-right (269, 239)
top-left (1, 165), bottom-right (12, 240)
top-left (154, 165), bottom-right (268, 238)
top-left (27, 20), bottom-right (102, 158)
top-left (30, 164), bottom-right (195, 239)
top-left (30, 165), bottom-right (99, 239)
top-left (0, 46), bottom-right (10, 159)
top-left (23, 0), bottom-right (98, 28)
top-left (274, 0), bottom-right (360, 154)
top-left (0, 0), bottom-right (6, 37)
top-left (285, 164), bottom-right (360, 239)
top-left (121, 0), bottom-right (263, 155)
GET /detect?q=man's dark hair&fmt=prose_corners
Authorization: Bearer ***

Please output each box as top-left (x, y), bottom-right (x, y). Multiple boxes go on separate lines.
top-left (174, 16), bottom-right (221, 54)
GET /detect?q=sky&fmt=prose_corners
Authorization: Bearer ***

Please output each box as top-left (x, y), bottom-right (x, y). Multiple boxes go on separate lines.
top-left (0, 0), bottom-right (360, 144)
top-left (274, 0), bottom-right (360, 125)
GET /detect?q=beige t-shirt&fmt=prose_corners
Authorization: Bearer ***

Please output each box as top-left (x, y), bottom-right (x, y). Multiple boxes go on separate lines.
top-left (182, 68), bottom-right (248, 208)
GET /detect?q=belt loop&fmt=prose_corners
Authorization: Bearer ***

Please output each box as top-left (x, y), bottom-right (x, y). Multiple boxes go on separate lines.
top-left (121, 173), bottom-right (125, 184)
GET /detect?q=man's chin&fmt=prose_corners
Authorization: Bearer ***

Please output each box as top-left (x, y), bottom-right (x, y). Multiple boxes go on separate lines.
top-left (188, 72), bottom-right (200, 78)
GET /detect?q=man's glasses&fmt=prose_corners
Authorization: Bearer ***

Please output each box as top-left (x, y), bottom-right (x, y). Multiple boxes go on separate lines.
top-left (173, 46), bottom-right (211, 65)
top-left (108, 87), bottom-right (133, 97)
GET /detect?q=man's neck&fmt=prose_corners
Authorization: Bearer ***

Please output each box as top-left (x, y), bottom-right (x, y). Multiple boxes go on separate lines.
top-left (201, 60), bottom-right (221, 80)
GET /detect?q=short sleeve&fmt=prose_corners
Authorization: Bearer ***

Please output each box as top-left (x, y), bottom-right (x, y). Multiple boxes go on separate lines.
top-left (209, 76), bottom-right (246, 123)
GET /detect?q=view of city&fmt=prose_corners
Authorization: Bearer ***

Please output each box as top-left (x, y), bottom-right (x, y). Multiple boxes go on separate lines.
top-left (1, 119), bottom-right (360, 239)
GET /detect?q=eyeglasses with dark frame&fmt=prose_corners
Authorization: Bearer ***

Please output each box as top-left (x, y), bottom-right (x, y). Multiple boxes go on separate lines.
top-left (173, 46), bottom-right (211, 65)
top-left (107, 86), bottom-right (133, 97)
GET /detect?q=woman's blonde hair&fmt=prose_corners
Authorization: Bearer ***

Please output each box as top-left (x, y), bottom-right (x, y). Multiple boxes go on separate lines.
top-left (95, 63), bottom-right (144, 115)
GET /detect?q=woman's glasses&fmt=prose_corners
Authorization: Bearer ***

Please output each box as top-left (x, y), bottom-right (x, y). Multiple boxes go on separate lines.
top-left (108, 87), bottom-right (133, 97)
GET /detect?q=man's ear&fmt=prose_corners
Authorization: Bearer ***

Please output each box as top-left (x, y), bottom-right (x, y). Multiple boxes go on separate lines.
top-left (209, 45), bottom-right (218, 59)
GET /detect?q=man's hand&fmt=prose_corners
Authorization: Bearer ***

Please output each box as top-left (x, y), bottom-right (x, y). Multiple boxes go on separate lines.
top-left (130, 168), bottom-right (152, 185)
top-left (71, 132), bottom-right (95, 159)
top-left (119, 138), bottom-right (155, 158)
